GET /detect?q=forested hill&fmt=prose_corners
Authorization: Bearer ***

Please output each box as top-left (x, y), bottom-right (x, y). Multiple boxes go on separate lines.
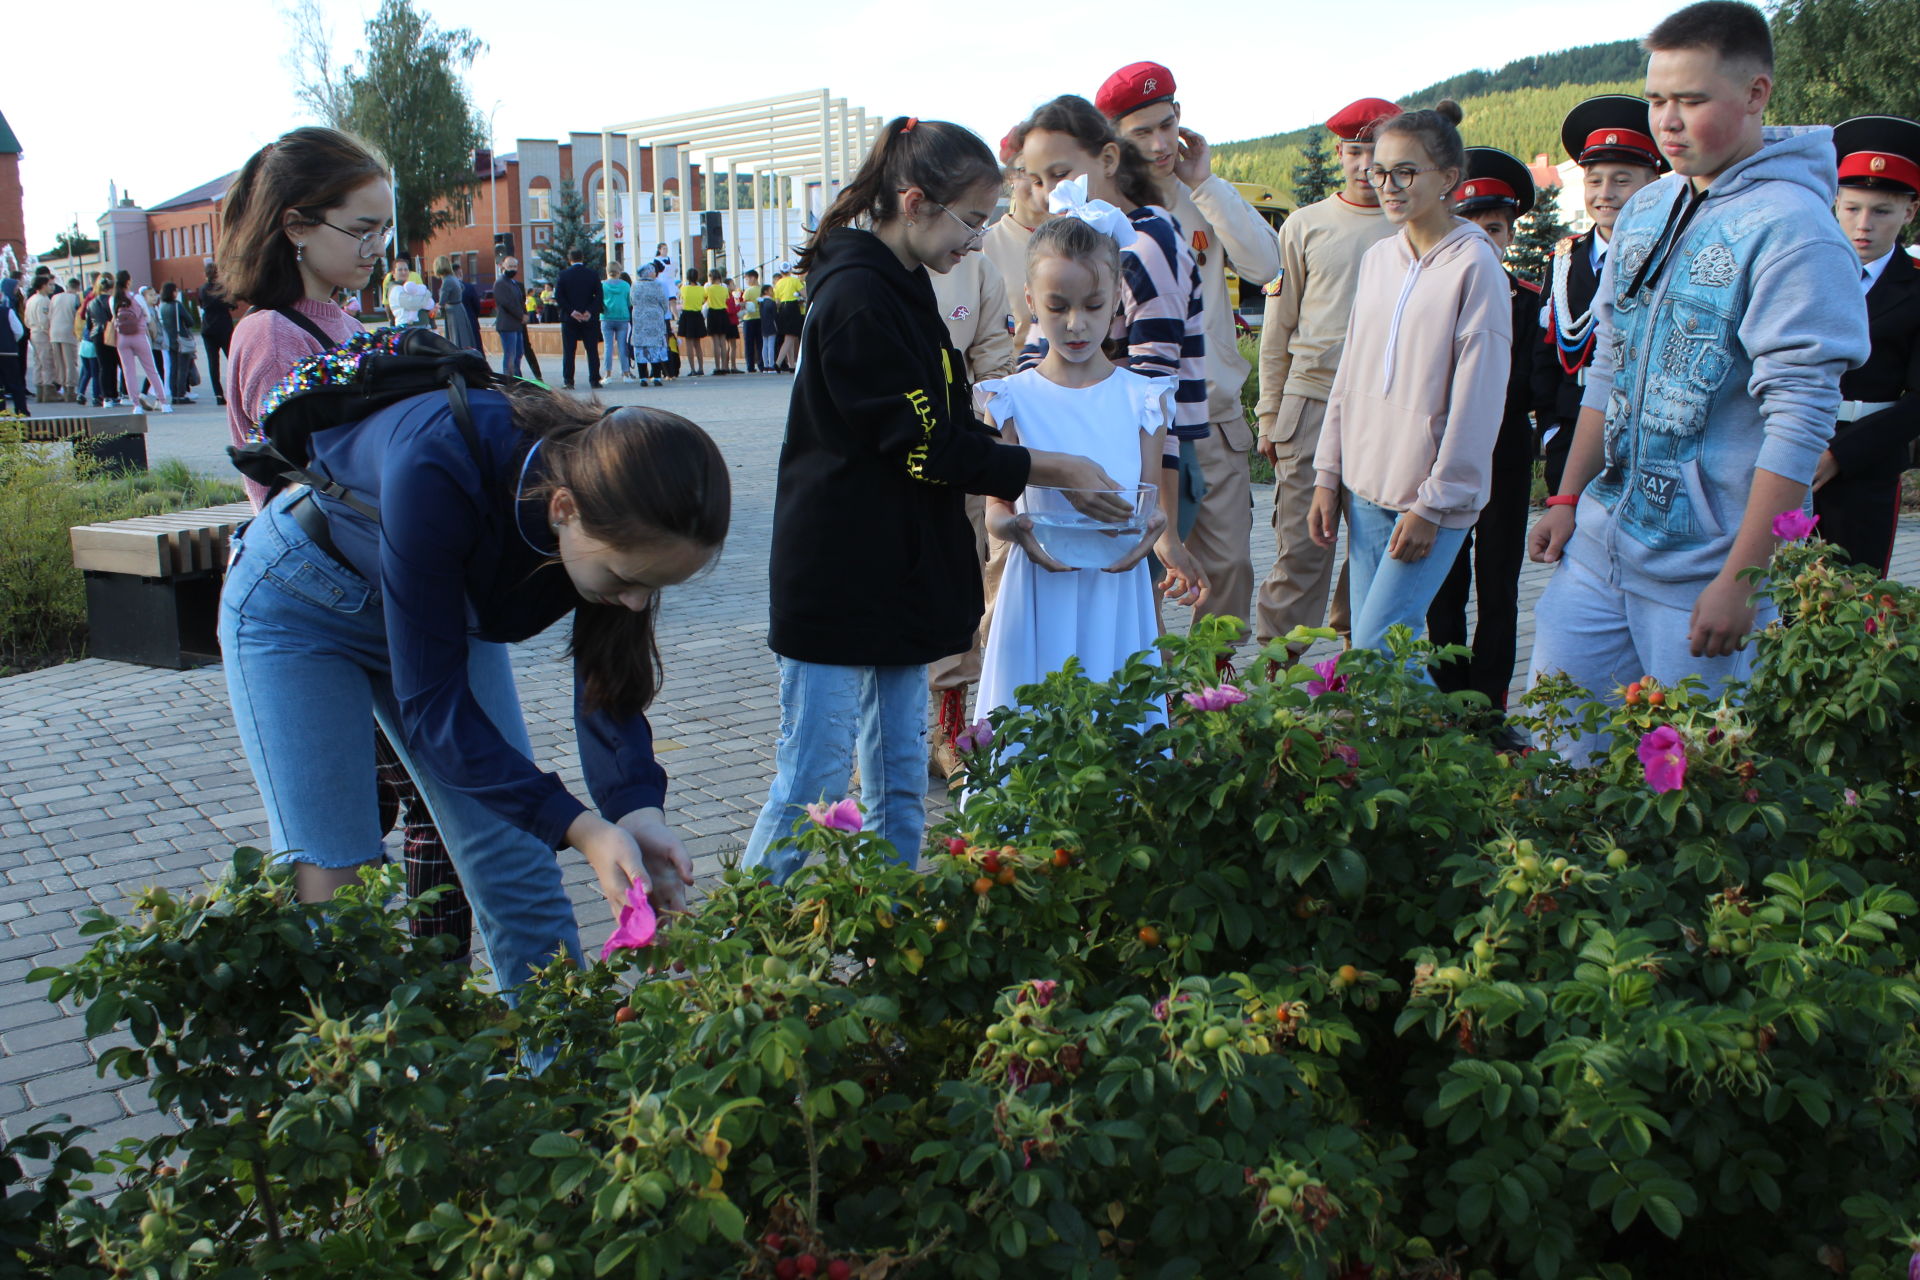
top-left (1214, 39), bottom-right (1648, 203)
top-left (1400, 39), bottom-right (1644, 105)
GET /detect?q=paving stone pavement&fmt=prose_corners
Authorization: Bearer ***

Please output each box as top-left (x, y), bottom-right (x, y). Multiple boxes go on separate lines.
top-left (4, 374), bottom-right (1917, 1150)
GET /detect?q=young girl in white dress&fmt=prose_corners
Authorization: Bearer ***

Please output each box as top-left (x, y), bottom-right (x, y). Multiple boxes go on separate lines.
top-left (976, 217), bottom-right (1177, 724)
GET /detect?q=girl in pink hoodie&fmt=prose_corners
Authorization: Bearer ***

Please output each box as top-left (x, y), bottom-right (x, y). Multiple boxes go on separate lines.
top-left (1307, 100), bottom-right (1511, 670)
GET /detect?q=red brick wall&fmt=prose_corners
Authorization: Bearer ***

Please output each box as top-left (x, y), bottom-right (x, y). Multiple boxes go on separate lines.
top-left (412, 167), bottom-right (522, 290)
top-left (0, 155), bottom-right (24, 266)
top-left (146, 203), bottom-right (222, 292)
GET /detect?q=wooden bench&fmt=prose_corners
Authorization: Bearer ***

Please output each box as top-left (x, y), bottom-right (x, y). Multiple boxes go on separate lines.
top-left (68, 502), bottom-right (254, 669)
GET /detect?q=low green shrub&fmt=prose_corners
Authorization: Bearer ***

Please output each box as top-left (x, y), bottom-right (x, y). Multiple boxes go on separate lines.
top-left (7, 538), bottom-right (1918, 1279)
top-left (0, 440), bottom-right (243, 673)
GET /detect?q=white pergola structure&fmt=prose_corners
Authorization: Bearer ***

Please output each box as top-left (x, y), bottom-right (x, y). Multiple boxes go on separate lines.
top-left (598, 91), bottom-right (884, 278)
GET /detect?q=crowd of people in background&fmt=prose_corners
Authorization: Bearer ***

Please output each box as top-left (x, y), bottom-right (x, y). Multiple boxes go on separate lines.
top-left (0, 261), bottom-right (233, 415)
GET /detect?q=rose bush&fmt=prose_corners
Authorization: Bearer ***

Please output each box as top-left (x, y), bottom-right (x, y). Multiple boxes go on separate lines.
top-left (8, 537), bottom-right (1920, 1279)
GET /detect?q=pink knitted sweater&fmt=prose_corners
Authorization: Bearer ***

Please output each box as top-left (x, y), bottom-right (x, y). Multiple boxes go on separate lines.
top-left (225, 297), bottom-right (365, 510)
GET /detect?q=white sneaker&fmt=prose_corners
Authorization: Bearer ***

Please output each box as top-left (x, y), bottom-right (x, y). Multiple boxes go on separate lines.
top-left (157, 402), bottom-right (173, 414)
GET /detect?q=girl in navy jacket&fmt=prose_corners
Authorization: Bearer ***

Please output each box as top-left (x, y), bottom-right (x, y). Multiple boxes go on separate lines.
top-left (219, 387), bottom-right (730, 994)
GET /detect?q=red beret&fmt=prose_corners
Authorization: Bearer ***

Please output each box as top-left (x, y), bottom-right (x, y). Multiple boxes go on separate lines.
top-left (1326, 98), bottom-right (1402, 143)
top-left (1096, 61), bottom-right (1177, 121)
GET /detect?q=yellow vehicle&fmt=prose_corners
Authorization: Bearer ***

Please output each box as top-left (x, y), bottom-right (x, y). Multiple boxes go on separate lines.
top-left (1224, 181), bottom-right (1289, 324)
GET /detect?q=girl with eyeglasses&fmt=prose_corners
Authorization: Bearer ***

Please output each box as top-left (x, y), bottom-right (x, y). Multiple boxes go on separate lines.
top-left (218, 126), bottom-right (480, 959)
top-left (741, 116), bottom-right (1131, 883)
top-left (1306, 100), bottom-right (1513, 671)
top-left (222, 127), bottom-right (395, 508)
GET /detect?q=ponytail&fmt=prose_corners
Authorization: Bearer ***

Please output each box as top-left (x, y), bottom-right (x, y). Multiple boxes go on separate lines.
top-left (795, 117), bottom-right (1001, 271)
top-left (503, 383), bottom-right (732, 716)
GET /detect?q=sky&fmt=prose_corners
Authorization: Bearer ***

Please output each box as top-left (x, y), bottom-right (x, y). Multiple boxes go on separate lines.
top-left (9, 0), bottom-right (1680, 253)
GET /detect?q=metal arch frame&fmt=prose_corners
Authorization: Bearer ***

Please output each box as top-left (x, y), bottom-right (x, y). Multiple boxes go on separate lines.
top-left (596, 91), bottom-right (883, 276)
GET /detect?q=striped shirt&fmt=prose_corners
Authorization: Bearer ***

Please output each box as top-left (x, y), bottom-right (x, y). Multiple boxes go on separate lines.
top-left (1021, 203), bottom-right (1210, 451)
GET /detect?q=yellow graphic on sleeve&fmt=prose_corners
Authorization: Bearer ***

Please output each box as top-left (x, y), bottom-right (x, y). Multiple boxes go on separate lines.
top-left (904, 388), bottom-right (943, 484)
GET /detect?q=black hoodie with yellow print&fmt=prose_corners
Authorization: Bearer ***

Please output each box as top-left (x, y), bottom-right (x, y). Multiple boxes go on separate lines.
top-left (769, 227), bottom-right (1030, 665)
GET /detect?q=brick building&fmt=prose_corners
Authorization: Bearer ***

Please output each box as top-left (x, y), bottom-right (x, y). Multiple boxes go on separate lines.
top-left (0, 109), bottom-right (24, 271)
top-left (145, 173), bottom-right (236, 293)
top-left (413, 134), bottom-right (706, 292)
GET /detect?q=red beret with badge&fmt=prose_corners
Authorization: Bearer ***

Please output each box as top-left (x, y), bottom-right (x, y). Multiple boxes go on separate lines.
top-left (1096, 61), bottom-right (1178, 121)
top-left (1325, 98), bottom-right (1402, 143)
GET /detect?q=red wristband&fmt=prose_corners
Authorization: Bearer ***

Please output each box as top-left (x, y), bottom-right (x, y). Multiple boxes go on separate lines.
top-left (1545, 494), bottom-right (1579, 508)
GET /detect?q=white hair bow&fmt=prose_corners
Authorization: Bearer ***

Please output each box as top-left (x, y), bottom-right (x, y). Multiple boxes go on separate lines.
top-left (1048, 175), bottom-right (1137, 248)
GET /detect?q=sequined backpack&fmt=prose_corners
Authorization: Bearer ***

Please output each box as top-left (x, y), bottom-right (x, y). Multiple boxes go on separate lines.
top-left (229, 313), bottom-right (500, 520)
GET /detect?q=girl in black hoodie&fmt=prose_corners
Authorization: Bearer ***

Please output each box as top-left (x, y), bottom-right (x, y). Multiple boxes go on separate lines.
top-left (741, 117), bottom-right (1129, 880)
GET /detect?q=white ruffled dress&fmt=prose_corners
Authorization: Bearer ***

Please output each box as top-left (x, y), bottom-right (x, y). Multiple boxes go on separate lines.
top-left (975, 366), bottom-right (1172, 726)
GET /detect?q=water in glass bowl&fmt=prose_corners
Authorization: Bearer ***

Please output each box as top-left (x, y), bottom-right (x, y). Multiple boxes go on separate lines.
top-left (1023, 484), bottom-right (1155, 570)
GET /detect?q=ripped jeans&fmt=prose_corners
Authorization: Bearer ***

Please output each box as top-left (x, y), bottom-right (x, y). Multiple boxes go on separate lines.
top-left (740, 659), bottom-right (928, 882)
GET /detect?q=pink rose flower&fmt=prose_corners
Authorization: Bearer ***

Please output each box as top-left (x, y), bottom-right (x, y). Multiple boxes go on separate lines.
top-left (1305, 658), bottom-right (1347, 698)
top-left (1771, 509), bottom-right (1819, 541)
top-left (1183, 684), bottom-right (1248, 712)
top-left (953, 719), bottom-right (993, 753)
top-left (1844, 788), bottom-right (1860, 807)
top-left (804, 798), bottom-right (864, 833)
top-left (599, 880), bottom-right (658, 959)
top-left (1636, 726), bottom-right (1688, 794)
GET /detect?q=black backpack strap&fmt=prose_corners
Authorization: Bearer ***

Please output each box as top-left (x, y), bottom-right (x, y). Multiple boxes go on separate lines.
top-left (273, 306), bottom-right (334, 351)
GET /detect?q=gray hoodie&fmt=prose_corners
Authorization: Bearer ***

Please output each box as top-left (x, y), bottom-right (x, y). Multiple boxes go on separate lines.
top-left (1572, 128), bottom-right (1870, 594)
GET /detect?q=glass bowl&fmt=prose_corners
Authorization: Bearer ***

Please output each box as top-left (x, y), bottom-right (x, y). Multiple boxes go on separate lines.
top-left (1021, 483), bottom-right (1158, 570)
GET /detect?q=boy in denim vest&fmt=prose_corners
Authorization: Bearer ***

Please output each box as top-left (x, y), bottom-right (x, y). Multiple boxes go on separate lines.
top-left (1526, 0), bottom-right (1870, 763)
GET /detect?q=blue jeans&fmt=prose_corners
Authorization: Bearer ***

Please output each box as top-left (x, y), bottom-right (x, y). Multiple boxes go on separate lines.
top-left (1526, 548), bottom-right (1772, 765)
top-left (498, 330), bottom-right (525, 379)
top-left (601, 320), bottom-right (632, 375)
top-left (740, 659), bottom-right (928, 882)
top-left (218, 491), bottom-right (582, 995)
top-left (1345, 493), bottom-right (1471, 671)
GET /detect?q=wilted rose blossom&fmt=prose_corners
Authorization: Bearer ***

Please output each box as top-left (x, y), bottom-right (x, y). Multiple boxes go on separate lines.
top-left (804, 798), bottom-right (864, 832)
top-left (1637, 726), bottom-right (1688, 793)
top-left (1771, 508), bottom-right (1820, 541)
top-left (1028, 979), bottom-right (1059, 1008)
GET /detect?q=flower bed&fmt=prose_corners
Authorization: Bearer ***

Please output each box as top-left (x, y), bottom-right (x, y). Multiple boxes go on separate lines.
top-left (7, 538), bottom-right (1918, 1279)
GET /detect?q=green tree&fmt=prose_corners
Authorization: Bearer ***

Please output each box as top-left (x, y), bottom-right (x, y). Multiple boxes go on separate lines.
top-left (1511, 185), bottom-right (1571, 283)
top-left (1290, 128), bottom-right (1340, 208)
top-left (535, 178), bottom-right (604, 282)
top-left (1770, 0), bottom-right (1920, 125)
top-left (337, 0), bottom-right (487, 259)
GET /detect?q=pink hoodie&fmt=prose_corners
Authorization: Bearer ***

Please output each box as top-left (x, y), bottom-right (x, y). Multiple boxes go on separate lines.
top-left (1312, 220), bottom-right (1512, 529)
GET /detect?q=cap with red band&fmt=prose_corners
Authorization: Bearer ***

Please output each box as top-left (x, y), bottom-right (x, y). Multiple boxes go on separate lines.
top-left (999, 129), bottom-right (1020, 165)
top-left (1325, 97), bottom-right (1401, 143)
top-left (1096, 62), bottom-right (1177, 121)
top-left (1834, 114), bottom-right (1920, 196)
top-left (1560, 95), bottom-right (1666, 172)
top-left (1455, 148), bottom-right (1535, 217)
